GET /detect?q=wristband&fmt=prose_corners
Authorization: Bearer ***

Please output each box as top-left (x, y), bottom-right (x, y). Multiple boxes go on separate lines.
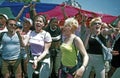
top-left (82, 65), bottom-right (86, 68)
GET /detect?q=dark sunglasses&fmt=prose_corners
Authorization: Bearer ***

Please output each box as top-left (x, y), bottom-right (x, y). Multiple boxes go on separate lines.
top-left (92, 22), bottom-right (102, 26)
top-left (9, 23), bottom-right (17, 27)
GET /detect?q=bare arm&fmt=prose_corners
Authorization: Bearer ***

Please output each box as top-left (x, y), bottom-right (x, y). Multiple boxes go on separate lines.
top-left (75, 36), bottom-right (89, 67)
top-left (32, 42), bottom-right (51, 69)
top-left (30, 3), bottom-right (37, 17)
top-left (16, 30), bottom-right (25, 47)
top-left (74, 36), bottom-right (89, 78)
top-left (61, 4), bottom-right (68, 20)
top-left (36, 42), bottom-right (51, 62)
top-left (16, 4), bottom-right (31, 21)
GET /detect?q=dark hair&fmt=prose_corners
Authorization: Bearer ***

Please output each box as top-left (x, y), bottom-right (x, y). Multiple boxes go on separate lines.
top-left (48, 17), bottom-right (58, 26)
top-left (6, 18), bottom-right (17, 25)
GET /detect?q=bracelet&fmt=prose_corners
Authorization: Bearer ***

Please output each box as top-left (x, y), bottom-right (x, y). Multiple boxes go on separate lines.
top-left (82, 65), bottom-right (86, 68)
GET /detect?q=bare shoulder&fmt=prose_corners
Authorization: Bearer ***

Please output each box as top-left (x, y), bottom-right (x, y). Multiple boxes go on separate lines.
top-left (74, 36), bottom-right (83, 44)
top-left (74, 36), bottom-right (82, 41)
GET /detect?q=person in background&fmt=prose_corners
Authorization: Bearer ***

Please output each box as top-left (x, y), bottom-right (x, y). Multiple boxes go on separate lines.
top-left (74, 12), bottom-right (89, 44)
top-left (100, 22), bottom-right (116, 78)
top-left (0, 13), bottom-right (8, 77)
top-left (45, 17), bottom-right (62, 78)
top-left (0, 13), bottom-right (8, 33)
top-left (108, 18), bottom-right (120, 78)
top-left (20, 17), bottom-right (33, 78)
top-left (60, 17), bottom-right (89, 78)
top-left (0, 18), bottom-right (23, 78)
top-left (15, 4), bottom-right (33, 78)
top-left (26, 15), bottom-right (52, 78)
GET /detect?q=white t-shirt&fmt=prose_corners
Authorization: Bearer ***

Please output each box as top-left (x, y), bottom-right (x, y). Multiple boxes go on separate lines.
top-left (29, 30), bottom-right (52, 56)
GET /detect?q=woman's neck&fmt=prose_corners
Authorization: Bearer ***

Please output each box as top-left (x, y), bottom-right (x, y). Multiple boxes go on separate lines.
top-left (35, 29), bottom-right (43, 33)
top-left (22, 29), bottom-right (29, 34)
top-left (64, 34), bottom-right (75, 40)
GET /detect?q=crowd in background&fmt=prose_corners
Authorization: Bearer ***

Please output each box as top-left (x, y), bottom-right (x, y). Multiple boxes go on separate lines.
top-left (0, 2), bottom-right (120, 78)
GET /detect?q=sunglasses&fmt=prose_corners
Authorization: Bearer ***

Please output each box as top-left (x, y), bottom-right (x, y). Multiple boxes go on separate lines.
top-left (9, 23), bottom-right (17, 27)
top-left (92, 22), bottom-right (102, 26)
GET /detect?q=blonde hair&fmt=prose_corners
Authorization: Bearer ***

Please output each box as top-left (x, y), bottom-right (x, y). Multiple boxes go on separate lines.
top-left (64, 17), bottom-right (78, 32)
top-left (89, 17), bottom-right (102, 27)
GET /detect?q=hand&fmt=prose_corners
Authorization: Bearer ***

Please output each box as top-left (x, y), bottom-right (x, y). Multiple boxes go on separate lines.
top-left (73, 66), bottom-right (85, 78)
top-left (30, 2), bottom-right (36, 9)
top-left (16, 28), bottom-right (22, 33)
top-left (23, 4), bottom-right (31, 9)
top-left (111, 50), bottom-right (119, 56)
top-left (32, 59), bottom-right (38, 69)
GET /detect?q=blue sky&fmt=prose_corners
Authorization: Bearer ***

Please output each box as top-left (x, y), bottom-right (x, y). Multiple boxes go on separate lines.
top-left (41, 0), bottom-right (120, 16)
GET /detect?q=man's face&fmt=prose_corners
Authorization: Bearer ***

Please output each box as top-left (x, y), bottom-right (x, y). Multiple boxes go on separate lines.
top-left (7, 20), bottom-right (17, 32)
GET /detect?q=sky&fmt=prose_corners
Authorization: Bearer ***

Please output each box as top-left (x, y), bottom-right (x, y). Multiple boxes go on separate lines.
top-left (41, 0), bottom-right (120, 16)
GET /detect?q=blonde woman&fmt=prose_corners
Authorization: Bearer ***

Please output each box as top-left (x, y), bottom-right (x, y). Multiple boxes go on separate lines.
top-left (83, 17), bottom-right (108, 78)
top-left (60, 17), bottom-right (89, 78)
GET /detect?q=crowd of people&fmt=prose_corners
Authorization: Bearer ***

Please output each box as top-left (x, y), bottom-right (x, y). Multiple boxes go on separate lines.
top-left (0, 3), bottom-right (120, 78)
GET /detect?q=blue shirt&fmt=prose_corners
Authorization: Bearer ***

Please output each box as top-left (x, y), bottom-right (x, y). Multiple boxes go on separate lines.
top-left (1, 33), bottom-right (21, 60)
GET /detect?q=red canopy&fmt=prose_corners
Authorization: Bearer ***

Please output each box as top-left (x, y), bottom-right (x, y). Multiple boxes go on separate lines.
top-left (26, 4), bottom-right (117, 24)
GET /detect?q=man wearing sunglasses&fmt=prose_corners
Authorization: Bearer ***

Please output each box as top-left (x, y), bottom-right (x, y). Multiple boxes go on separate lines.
top-left (0, 18), bottom-right (23, 78)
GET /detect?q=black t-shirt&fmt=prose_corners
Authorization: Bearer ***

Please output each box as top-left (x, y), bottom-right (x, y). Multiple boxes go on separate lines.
top-left (87, 34), bottom-right (107, 55)
top-left (45, 25), bottom-right (62, 49)
top-left (45, 25), bottom-right (62, 42)
top-left (111, 36), bottom-right (120, 68)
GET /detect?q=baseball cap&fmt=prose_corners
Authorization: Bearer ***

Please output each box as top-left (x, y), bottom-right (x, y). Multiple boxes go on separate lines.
top-left (23, 17), bottom-right (33, 26)
top-left (0, 13), bottom-right (8, 20)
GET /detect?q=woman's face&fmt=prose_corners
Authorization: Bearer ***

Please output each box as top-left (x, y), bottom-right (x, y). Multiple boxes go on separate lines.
top-left (34, 17), bottom-right (45, 32)
top-left (90, 21), bottom-right (102, 34)
top-left (23, 21), bottom-right (31, 30)
top-left (50, 19), bottom-right (58, 31)
top-left (101, 23), bottom-right (109, 35)
top-left (62, 25), bottom-right (72, 36)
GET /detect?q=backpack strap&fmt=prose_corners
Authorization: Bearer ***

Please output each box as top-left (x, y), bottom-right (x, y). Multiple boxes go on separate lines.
top-left (73, 37), bottom-right (78, 56)
top-left (0, 32), bottom-right (6, 57)
top-left (73, 37), bottom-right (83, 65)
top-left (0, 32), bottom-right (6, 46)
